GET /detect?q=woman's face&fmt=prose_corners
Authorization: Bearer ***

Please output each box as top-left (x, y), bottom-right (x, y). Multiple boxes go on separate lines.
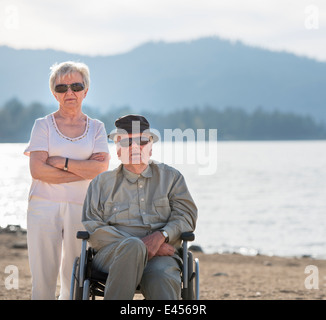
top-left (52, 72), bottom-right (88, 110)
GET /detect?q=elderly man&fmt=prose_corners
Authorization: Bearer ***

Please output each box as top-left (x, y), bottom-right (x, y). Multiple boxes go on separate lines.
top-left (82, 115), bottom-right (197, 300)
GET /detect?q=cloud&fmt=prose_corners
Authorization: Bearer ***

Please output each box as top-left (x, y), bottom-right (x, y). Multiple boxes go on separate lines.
top-left (0, 0), bottom-right (325, 60)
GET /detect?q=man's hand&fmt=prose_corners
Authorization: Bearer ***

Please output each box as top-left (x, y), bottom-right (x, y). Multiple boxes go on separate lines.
top-left (142, 232), bottom-right (164, 260)
top-left (155, 243), bottom-right (175, 257)
top-left (141, 231), bottom-right (174, 260)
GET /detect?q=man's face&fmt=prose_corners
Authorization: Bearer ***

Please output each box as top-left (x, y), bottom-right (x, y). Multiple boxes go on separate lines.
top-left (116, 133), bottom-right (153, 165)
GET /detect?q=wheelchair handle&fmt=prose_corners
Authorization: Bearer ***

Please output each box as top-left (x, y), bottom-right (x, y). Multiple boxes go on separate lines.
top-left (180, 232), bottom-right (195, 242)
top-left (77, 231), bottom-right (90, 240)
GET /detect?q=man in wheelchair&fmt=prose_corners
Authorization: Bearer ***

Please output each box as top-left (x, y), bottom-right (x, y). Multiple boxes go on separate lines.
top-left (81, 115), bottom-right (197, 299)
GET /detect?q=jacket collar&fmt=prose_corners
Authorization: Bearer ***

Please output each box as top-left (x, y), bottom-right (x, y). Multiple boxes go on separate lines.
top-left (122, 164), bottom-right (153, 183)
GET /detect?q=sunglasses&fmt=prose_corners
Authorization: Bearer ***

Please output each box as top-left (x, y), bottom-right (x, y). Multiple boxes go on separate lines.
top-left (54, 82), bottom-right (85, 93)
top-left (118, 137), bottom-right (152, 147)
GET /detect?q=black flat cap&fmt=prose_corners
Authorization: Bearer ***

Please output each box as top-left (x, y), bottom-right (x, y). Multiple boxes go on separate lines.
top-left (107, 114), bottom-right (159, 142)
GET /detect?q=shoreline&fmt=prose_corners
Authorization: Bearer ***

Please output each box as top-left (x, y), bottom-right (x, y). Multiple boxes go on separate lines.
top-left (1, 228), bottom-right (326, 300)
top-left (2, 224), bottom-right (323, 260)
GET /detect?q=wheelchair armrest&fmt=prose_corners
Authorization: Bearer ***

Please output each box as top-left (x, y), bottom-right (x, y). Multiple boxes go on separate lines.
top-left (77, 231), bottom-right (90, 240)
top-left (180, 232), bottom-right (195, 242)
top-left (77, 230), bottom-right (193, 241)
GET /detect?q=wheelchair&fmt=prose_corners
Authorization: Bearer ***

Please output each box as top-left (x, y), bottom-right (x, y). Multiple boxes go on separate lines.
top-left (70, 231), bottom-right (200, 300)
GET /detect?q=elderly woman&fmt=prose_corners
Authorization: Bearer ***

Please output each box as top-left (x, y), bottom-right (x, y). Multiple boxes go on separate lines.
top-left (24, 61), bottom-right (110, 300)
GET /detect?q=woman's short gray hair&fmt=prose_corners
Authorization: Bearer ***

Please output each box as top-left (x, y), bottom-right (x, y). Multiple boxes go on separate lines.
top-left (49, 61), bottom-right (90, 92)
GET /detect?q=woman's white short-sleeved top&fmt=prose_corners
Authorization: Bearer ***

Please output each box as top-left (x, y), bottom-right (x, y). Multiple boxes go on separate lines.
top-left (24, 113), bottom-right (109, 204)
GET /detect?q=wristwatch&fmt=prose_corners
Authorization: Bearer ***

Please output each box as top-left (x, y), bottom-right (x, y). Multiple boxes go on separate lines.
top-left (63, 158), bottom-right (69, 171)
top-left (160, 230), bottom-right (169, 243)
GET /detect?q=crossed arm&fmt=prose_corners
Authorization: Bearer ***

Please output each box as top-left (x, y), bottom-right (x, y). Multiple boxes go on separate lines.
top-left (29, 151), bottom-right (109, 184)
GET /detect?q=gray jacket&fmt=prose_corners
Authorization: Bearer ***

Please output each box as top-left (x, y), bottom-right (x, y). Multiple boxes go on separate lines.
top-left (82, 161), bottom-right (198, 251)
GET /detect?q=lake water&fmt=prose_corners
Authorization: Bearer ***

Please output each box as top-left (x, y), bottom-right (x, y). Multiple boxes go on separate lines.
top-left (0, 141), bottom-right (325, 259)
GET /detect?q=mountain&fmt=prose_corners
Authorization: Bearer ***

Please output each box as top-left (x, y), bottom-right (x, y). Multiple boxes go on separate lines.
top-left (0, 37), bottom-right (325, 121)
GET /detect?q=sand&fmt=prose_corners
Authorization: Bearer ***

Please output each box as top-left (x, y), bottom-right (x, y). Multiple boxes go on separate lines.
top-left (1, 231), bottom-right (325, 300)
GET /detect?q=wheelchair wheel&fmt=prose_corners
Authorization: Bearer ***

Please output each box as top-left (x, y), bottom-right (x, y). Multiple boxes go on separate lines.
top-left (186, 251), bottom-right (195, 300)
top-left (70, 257), bottom-right (83, 300)
top-left (82, 279), bottom-right (91, 300)
top-left (195, 258), bottom-right (200, 300)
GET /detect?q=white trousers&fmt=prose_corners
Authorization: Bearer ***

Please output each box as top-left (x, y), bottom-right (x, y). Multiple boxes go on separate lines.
top-left (27, 196), bottom-right (84, 300)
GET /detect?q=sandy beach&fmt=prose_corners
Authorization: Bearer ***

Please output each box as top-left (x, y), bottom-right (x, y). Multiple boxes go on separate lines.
top-left (0, 229), bottom-right (325, 300)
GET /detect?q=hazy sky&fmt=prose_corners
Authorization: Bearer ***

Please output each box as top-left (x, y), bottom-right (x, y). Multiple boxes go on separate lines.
top-left (0, 0), bottom-right (325, 61)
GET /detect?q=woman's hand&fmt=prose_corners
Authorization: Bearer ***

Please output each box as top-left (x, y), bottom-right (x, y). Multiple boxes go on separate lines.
top-left (30, 151), bottom-right (84, 184)
top-left (46, 152), bottom-right (107, 170)
top-left (46, 156), bottom-right (65, 169)
top-left (89, 153), bottom-right (106, 161)
top-left (30, 151), bottom-right (109, 184)
top-left (45, 152), bottom-right (109, 180)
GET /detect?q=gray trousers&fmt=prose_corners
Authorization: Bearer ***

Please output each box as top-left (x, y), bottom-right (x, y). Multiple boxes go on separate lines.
top-left (92, 237), bottom-right (181, 300)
